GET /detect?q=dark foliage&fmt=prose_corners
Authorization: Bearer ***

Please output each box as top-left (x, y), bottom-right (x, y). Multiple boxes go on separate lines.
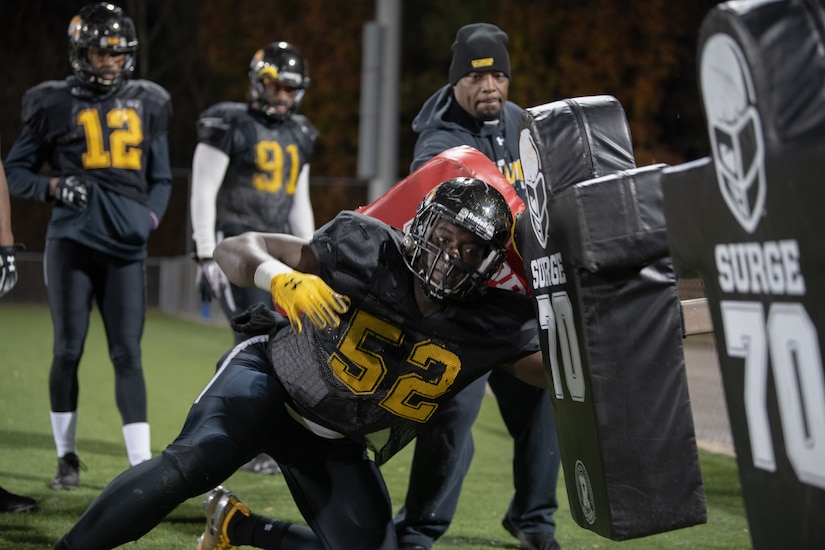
top-left (0, 0), bottom-right (722, 255)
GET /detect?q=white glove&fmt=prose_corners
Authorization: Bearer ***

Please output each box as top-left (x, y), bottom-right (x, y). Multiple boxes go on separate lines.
top-left (196, 258), bottom-right (229, 300)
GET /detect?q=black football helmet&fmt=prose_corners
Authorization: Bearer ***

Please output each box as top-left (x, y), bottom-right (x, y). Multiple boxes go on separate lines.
top-left (403, 177), bottom-right (513, 302)
top-left (248, 42), bottom-right (310, 120)
top-left (68, 3), bottom-right (137, 90)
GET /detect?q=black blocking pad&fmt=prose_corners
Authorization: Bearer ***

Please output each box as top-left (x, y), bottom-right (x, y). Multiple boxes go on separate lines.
top-left (552, 164), bottom-right (670, 272)
top-left (661, 1), bottom-right (825, 548)
top-left (517, 95), bottom-right (636, 197)
top-left (517, 96), bottom-right (706, 540)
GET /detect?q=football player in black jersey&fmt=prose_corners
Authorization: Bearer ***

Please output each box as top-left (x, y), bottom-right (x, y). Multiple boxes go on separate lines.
top-left (54, 178), bottom-right (546, 550)
top-left (190, 41), bottom-right (318, 476)
top-left (190, 42), bottom-right (318, 343)
top-left (4, 3), bottom-right (173, 490)
top-left (0, 151), bottom-right (38, 514)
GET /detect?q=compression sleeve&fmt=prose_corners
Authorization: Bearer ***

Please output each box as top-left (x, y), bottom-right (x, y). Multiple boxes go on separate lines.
top-left (190, 142), bottom-right (230, 258)
top-left (288, 163), bottom-right (315, 240)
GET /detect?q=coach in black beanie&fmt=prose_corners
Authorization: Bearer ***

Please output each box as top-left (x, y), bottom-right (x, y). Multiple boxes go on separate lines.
top-left (404, 19), bottom-right (563, 550)
top-left (448, 22), bottom-right (511, 85)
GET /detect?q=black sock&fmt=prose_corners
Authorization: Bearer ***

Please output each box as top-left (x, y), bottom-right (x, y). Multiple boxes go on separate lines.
top-left (228, 511), bottom-right (290, 549)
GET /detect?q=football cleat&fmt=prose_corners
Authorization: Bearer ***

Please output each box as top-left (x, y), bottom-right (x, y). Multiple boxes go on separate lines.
top-left (0, 486), bottom-right (38, 513)
top-left (502, 517), bottom-right (561, 550)
top-left (196, 486), bottom-right (251, 550)
top-left (50, 452), bottom-right (82, 491)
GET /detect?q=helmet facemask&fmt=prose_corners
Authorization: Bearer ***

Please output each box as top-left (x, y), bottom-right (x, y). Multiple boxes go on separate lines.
top-left (68, 3), bottom-right (137, 90)
top-left (403, 178), bottom-right (512, 302)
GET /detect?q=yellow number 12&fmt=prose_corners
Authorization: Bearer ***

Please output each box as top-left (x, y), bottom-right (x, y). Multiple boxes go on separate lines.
top-left (77, 108), bottom-right (143, 170)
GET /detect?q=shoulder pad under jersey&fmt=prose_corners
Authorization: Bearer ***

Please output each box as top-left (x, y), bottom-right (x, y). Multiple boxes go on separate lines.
top-left (282, 113), bottom-right (319, 158)
top-left (121, 79), bottom-right (173, 121)
top-left (290, 113), bottom-right (319, 142)
top-left (196, 102), bottom-right (248, 146)
top-left (20, 80), bottom-right (71, 139)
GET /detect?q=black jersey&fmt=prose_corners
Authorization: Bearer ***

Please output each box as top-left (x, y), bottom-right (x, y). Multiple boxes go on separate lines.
top-left (268, 212), bottom-right (539, 464)
top-left (5, 76), bottom-right (173, 259)
top-left (196, 102), bottom-right (318, 234)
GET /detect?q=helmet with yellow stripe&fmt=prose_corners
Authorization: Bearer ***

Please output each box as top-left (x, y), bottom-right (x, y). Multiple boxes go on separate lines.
top-left (248, 42), bottom-right (310, 121)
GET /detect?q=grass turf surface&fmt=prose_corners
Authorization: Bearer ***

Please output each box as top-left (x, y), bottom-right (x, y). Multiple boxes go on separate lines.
top-left (0, 305), bottom-right (750, 548)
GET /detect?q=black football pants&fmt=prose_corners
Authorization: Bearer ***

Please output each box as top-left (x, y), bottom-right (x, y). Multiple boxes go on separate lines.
top-left (55, 337), bottom-right (396, 550)
top-left (45, 238), bottom-right (147, 423)
top-left (395, 368), bottom-right (560, 546)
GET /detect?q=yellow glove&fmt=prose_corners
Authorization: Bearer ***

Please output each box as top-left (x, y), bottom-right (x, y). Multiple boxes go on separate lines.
top-left (271, 272), bottom-right (350, 333)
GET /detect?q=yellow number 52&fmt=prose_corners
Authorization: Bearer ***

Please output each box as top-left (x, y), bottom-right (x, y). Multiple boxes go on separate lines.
top-left (328, 309), bottom-right (461, 422)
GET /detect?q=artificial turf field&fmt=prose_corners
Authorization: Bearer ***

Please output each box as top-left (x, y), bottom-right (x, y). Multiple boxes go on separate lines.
top-left (0, 304), bottom-right (750, 549)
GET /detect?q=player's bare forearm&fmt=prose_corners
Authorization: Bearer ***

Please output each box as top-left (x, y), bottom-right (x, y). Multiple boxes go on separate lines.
top-left (0, 161), bottom-right (15, 246)
top-left (214, 232), bottom-right (316, 287)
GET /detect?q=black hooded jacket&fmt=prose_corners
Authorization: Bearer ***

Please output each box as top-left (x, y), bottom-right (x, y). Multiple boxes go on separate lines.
top-left (410, 84), bottom-right (525, 196)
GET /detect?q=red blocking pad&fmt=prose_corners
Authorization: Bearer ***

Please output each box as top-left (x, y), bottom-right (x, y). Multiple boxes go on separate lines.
top-left (356, 145), bottom-right (528, 293)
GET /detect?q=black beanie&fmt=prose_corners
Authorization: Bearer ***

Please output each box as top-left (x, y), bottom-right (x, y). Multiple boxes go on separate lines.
top-left (448, 23), bottom-right (510, 85)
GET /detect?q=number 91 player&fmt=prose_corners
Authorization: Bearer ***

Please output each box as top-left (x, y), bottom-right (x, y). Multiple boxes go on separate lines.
top-left (189, 41), bottom-right (318, 344)
top-left (4, 3), bottom-right (173, 488)
top-left (54, 177), bottom-right (547, 549)
top-left (189, 41), bottom-right (318, 476)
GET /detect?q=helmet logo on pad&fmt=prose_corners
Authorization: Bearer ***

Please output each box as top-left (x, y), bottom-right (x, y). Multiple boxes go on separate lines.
top-left (701, 33), bottom-right (766, 234)
top-left (519, 128), bottom-right (549, 248)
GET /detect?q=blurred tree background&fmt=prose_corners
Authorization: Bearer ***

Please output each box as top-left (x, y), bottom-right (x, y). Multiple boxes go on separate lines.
top-left (0, 0), bottom-right (721, 256)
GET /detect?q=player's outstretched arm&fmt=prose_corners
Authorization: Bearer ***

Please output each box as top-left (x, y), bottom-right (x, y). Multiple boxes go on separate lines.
top-left (215, 232), bottom-right (349, 333)
top-left (215, 232), bottom-right (313, 286)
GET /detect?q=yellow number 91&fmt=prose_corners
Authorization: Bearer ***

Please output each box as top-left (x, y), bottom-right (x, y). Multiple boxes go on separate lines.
top-left (252, 141), bottom-right (299, 194)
